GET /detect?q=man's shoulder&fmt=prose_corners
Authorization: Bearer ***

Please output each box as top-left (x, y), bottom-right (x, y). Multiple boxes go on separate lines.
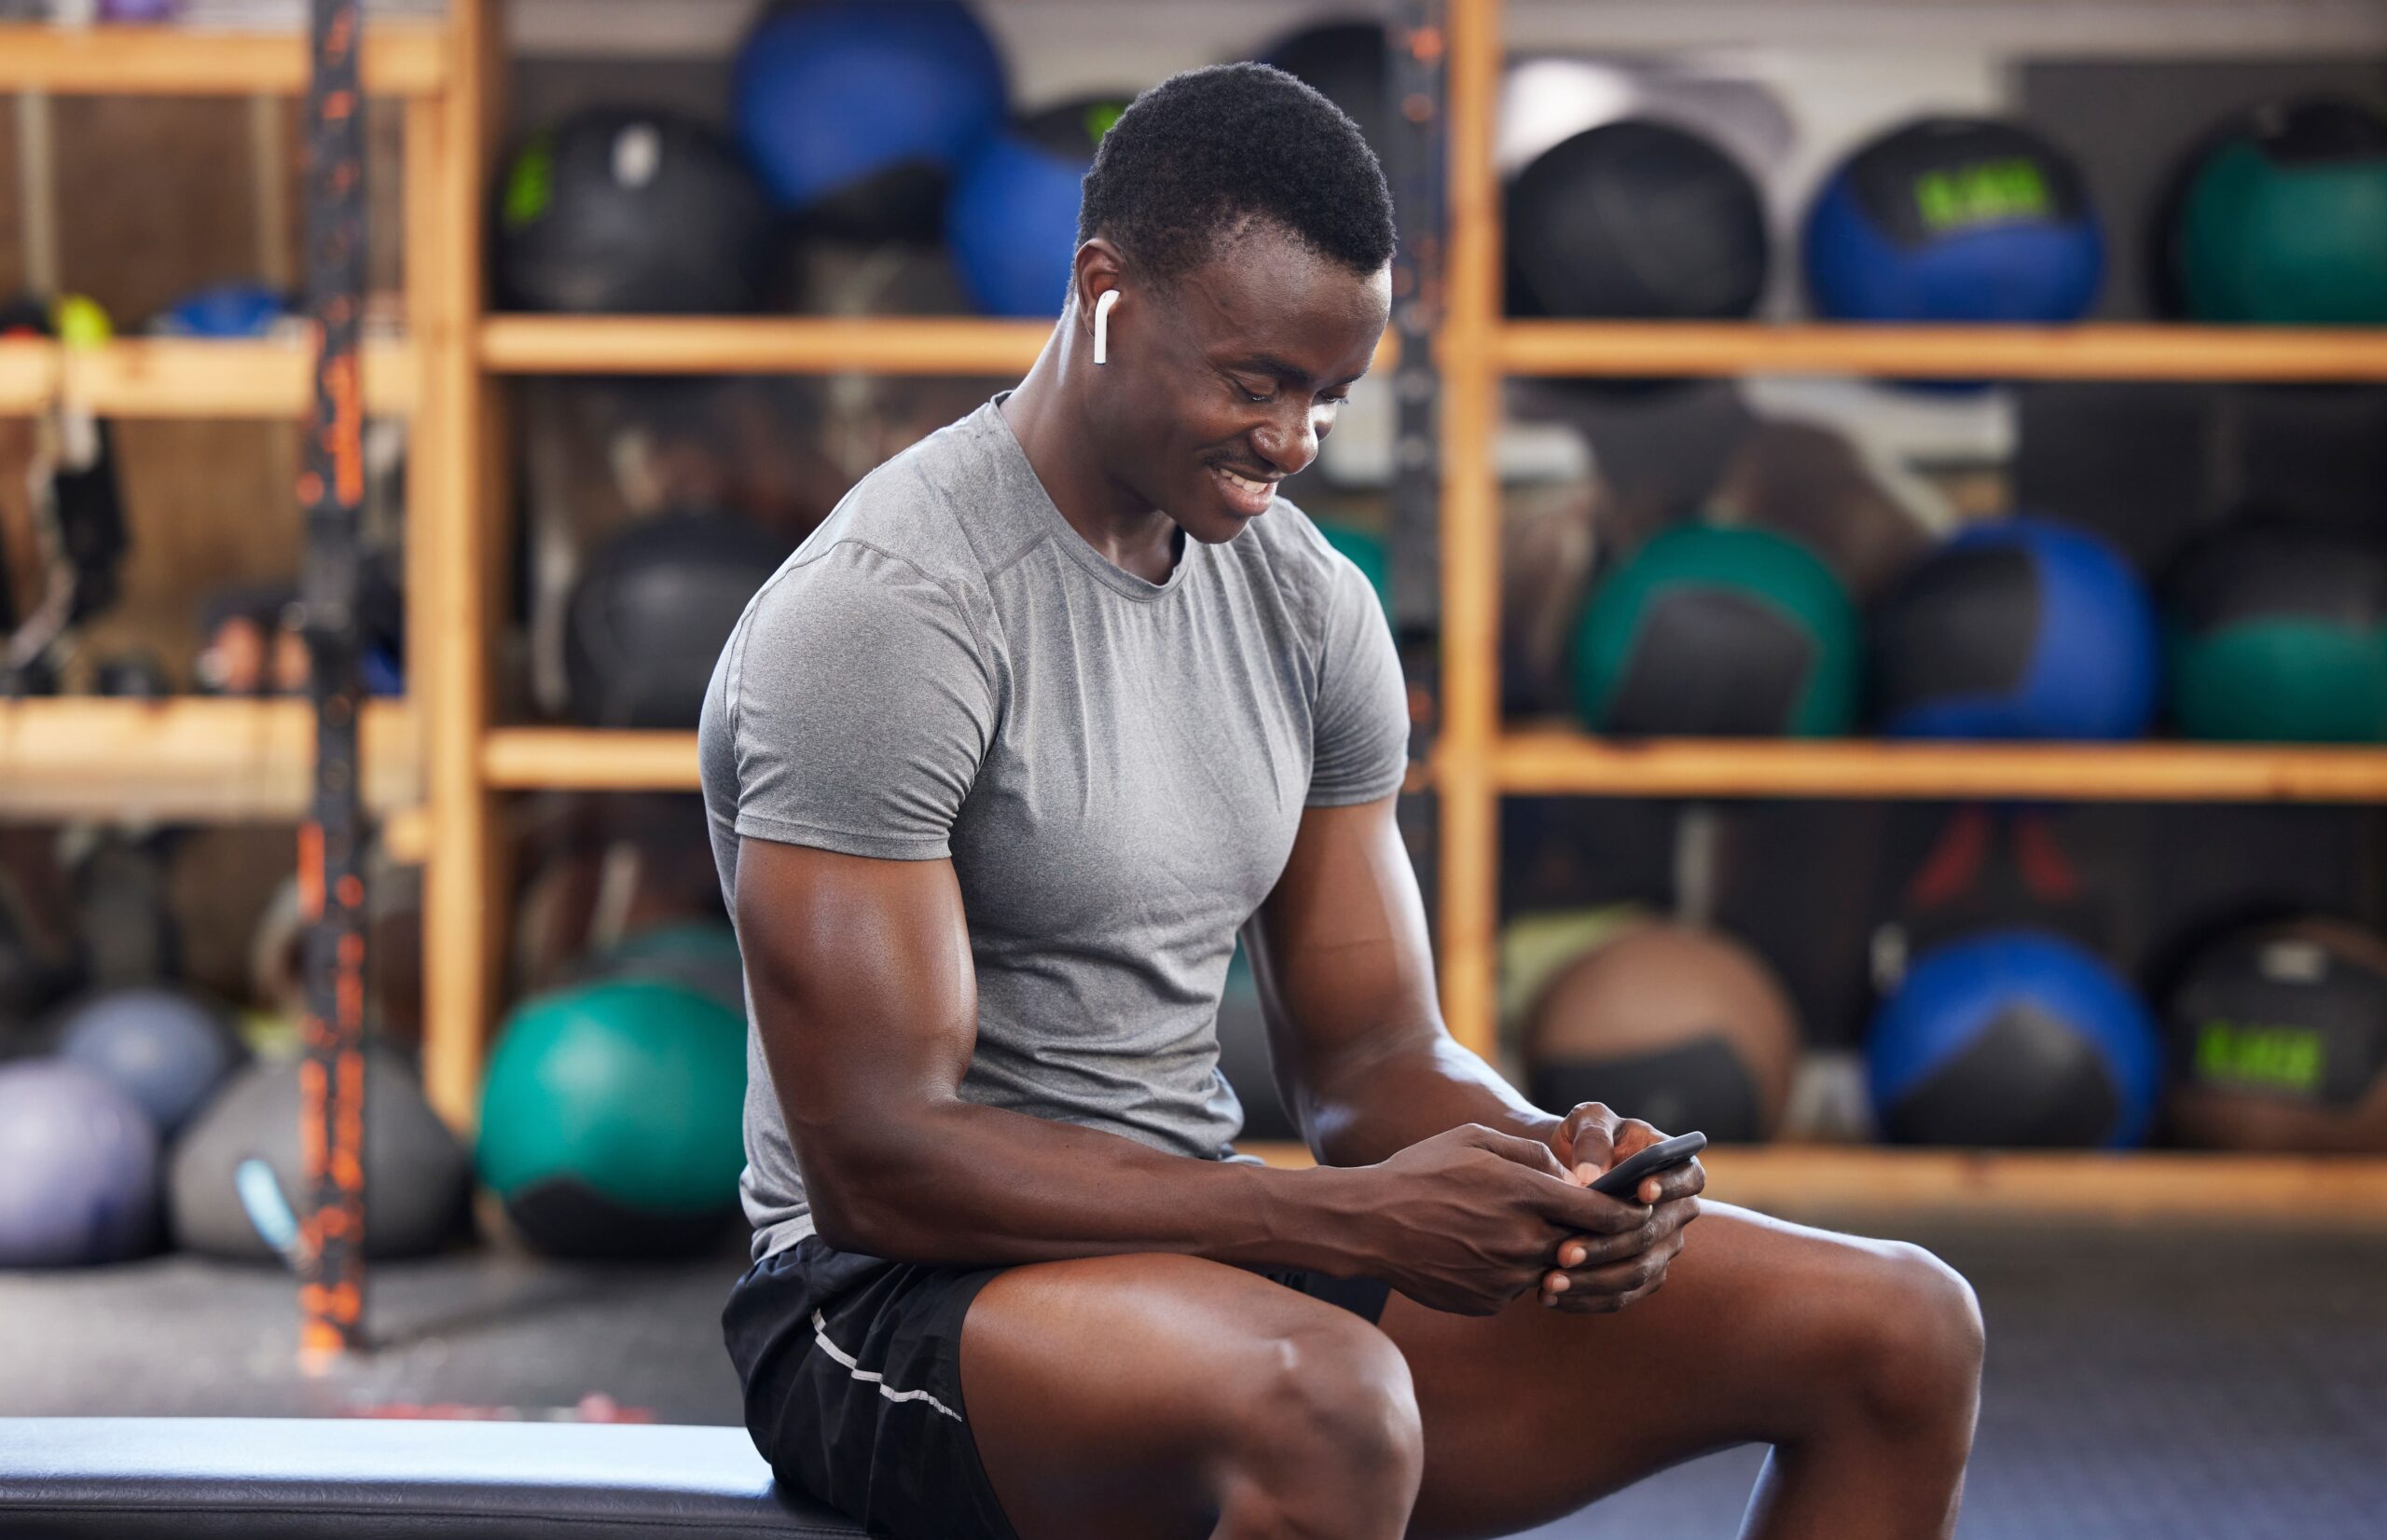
top-left (802, 408), bottom-right (1013, 581)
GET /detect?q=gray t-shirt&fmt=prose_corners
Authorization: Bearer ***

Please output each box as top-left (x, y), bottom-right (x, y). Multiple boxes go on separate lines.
top-left (698, 399), bottom-right (1409, 1260)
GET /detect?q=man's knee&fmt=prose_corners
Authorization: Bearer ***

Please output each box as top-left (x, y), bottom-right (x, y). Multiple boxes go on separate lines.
top-left (1237, 1316), bottom-right (1424, 1496)
top-left (1841, 1242), bottom-right (1984, 1431)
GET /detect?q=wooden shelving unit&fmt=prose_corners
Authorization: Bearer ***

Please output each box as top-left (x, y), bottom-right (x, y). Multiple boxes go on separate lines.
top-left (397, 0), bottom-right (2387, 1214)
top-left (1428, 0), bottom-right (2387, 1213)
top-left (0, 15), bottom-right (463, 1078)
top-left (18, 2), bottom-right (2378, 1238)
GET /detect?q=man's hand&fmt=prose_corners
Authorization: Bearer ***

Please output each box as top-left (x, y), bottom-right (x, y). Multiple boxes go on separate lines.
top-left (1351, 1124), bottom-right (1669, 1316)
top-left (1538, 1102), bottom-right (1705, 1314)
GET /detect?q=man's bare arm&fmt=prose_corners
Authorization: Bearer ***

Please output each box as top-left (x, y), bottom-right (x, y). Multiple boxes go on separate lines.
top-left (1242, 797), bottom-right (1557, 1167)
top-left (736, 834), bottom-right (1634, 1313)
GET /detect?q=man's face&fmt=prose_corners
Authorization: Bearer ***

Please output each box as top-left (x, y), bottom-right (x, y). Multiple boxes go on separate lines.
top-left (1092, 224), bottom-right (1392, 545)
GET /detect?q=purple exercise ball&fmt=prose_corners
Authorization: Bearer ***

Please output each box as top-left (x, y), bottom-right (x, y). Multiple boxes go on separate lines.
top-left (0, 1060), bottom-right (161, 1267)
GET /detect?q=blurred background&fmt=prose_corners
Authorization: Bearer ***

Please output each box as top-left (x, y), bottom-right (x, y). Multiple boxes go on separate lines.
top-left (0, 2), bottom-right (2384, 1535)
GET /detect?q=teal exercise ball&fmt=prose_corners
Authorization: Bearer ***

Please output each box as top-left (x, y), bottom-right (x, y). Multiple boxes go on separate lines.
top-left (477, 977), bottom-right (749, 1258)
top-left (1573, 525), bottom-right (1859, 736)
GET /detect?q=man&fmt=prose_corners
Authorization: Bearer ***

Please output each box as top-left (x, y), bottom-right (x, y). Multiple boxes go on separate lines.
top-left (701, 63), bottom-right (1981, 1540)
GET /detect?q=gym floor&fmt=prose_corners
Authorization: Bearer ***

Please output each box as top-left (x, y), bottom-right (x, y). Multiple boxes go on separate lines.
top-left (4, 1216), bottom-right (2380, 1540)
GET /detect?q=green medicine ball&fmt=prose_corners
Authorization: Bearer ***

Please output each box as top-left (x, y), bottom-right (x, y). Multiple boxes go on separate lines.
top-left (2164, 520), bottom-right (2387, 743)
top-left (2170, 99), bottom-right (2387, 325)
top-left (477, 976), bottom-right (748, 1259)
top-left (1574, 524), bottom-right (1858, 736)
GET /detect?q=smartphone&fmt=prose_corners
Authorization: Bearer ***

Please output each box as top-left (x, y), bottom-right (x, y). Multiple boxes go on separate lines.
top-left (1587, 1130), bottom-right (1708, 1200)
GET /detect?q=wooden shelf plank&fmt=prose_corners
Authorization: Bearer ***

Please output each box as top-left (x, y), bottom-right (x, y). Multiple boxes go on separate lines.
top-left (0, 22), bottom-right (446, 96)
top-left (482, 728), bottom-right (701, 791)
top-left (1499, 321), bottom-right (2387, 381)
top-left (1494, 730), bottom-right (2387, 803)
top-left (481, 316), bottom-right (1400, 378)
top-left (1235, 1144), bottom-right (2387, 1226)
top-left (0, 337), bottom-right (417, 418)
top-left (482, 316), bottom-right (1052, 378)
top-left (1693, 1148), bottom-right (2387, 1224)
top-left (0, 699), bottom-right (419, 821)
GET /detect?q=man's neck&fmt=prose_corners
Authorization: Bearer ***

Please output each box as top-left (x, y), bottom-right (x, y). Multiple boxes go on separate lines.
top-left (1000, 324), bottom-right (1182, 584)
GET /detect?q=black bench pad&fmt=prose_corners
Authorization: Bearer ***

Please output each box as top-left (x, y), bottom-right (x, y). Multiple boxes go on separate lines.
top-left (0, 1418), bottom-right (870, 1539)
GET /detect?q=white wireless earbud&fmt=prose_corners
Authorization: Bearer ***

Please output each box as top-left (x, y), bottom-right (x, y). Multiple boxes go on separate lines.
top-left (1093, 288), bottom-right (1122, 365)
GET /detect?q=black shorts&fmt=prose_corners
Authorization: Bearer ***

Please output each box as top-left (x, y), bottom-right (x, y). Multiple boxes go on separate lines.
top-left (723, 1235), bottom-right (1393, 1540)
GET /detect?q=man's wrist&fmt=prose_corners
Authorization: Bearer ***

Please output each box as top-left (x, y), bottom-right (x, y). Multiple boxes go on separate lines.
top-left (1246, 1161), bottom-right (1385, 1278)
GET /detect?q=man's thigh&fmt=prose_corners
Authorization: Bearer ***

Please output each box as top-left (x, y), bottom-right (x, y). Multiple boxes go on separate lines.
top-left (1379, 1202), bottom-right (1938, 1540)
top-left (959, 1252), bottom-right (1408, 1540)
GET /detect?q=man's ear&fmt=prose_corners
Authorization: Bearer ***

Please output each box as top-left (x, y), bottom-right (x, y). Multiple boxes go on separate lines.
top-left (1071, 238), bottom-right (1126, 348)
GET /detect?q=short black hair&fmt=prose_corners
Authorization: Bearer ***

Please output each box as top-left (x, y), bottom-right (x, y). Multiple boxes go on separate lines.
top-left (1076, 62), bottom-right (1395, 283)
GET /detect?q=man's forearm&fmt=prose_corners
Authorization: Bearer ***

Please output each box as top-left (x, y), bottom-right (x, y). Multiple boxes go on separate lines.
top-left (803, 1098), bottom-right (1381, 1275)
top-left (1300, 1028), bottom-right (1561, 1168)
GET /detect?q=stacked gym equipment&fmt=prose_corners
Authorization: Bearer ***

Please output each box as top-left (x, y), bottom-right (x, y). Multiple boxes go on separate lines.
top-left (7, 10), bottom-right (2387, 1540)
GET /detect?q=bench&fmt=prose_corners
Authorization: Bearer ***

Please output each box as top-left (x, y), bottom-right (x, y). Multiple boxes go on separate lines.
top-left (0, 1418), bottom-right (869, 1539)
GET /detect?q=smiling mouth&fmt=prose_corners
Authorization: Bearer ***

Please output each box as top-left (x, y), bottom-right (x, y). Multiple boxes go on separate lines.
top-left (1213, 464), bottom-right (1279, 516)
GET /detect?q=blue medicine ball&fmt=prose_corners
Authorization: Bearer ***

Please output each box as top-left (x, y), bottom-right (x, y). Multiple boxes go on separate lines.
top-left (1870, 929), bottom-right (2161, 1148)
top-left (947, 98), bottom-right (1126, 317)
top-left (1805, 117), bottom-right (2104, 323)
top-left (1870, 518), bottom-right (2158, 740)
top-left (733, 0), bottom-right (1008, 241)
top-left (55, 987), bottom-right (242, 1141)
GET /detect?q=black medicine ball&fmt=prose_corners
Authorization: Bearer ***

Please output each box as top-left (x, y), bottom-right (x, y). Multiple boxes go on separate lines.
top-left (1506, 120), bottom-right (1770, 322)
top-left (564, 512), bottom-right (790, 730)
top-left (2165, 917), bottom-right (2387, 1152)
top-left (497, 108), bottom-right (778, 314)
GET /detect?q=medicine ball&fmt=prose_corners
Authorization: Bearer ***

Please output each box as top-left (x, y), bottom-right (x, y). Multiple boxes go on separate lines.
top-left (1525, 922), bottom-right (1800, 1142)
top-left (496, 108), bottom-right (775, 315)
top-left (168, 1044), bottom-right (471, 1262)
top-left (1869, 928), bottom-right (2160, 1148)
top-left (2164, 519), bottom-right (2387, 743)
top-left (734, 0), bottom-right (1009, 241)
top-left (0, 1060), bottom-right (159, 1265)
top-left (476, 977), bottom-right (749, 1260)
top-left (1507, 120), bottom-right (1770, 322)
top-left (1262, 21), bottom-right (1386, 157)
top-left (2164, 99), bottom-right (2387, 326)
top-left (1573, 524), bottom-right (1859, 736)
top-left (563, 511), bottom-right (788, 730)
top-left (1804, 117), bottom-right (2103, 323)
top-left (53, 987), bottom-right (242, 1141)
top-left (1870, 519), bottom-right (2158, 740)
top-left (946, 97), bottom-right (1126, 317)
top-left (2163, 917), bottom-right (2387, 1152)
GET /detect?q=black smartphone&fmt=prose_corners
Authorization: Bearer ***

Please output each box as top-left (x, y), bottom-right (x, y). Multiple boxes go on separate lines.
top-left (1587, 1131), bottom-right (1708, 1199)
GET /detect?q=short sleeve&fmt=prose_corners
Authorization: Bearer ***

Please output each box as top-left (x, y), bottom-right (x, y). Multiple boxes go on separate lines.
top-left (725, 543), bottom-right (997, 860)
top-left (1306, 550), bottom-right (1411, 806)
